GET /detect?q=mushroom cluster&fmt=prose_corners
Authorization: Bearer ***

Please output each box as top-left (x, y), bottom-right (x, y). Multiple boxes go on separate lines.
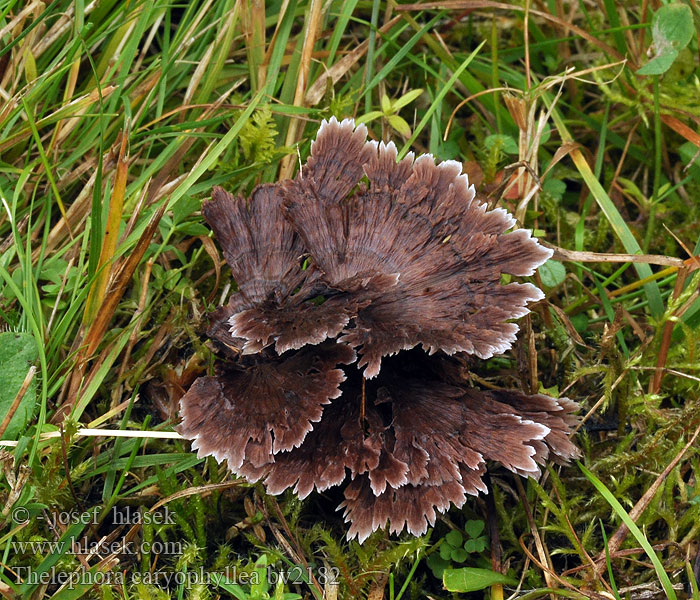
top-left (177, 118), bottom-right (579, 542)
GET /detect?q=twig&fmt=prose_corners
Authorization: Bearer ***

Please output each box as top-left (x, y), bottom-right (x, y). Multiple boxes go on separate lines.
top-left (0, 427), bottom-right (183, 448)
top-left (541, 241), bottom-right (690, 268)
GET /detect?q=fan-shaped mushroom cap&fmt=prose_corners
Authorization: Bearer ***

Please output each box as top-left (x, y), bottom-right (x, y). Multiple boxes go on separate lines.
top-left (178, 116), bottom-right (578, 543)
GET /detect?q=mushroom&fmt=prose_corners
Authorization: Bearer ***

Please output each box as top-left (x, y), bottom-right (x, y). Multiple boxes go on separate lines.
top-left (177, 117), bottom-right (580, 542)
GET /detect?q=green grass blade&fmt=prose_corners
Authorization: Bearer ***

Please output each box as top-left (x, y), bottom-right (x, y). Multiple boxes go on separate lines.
top-left (398, 41), bottom-right (486, 159)
top-left (580, 463), bottom-right (677, 600)
top-left (549, 105), bottom-right (664, 318)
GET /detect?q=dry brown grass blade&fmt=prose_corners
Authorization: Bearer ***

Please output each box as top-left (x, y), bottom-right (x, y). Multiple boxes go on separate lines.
top-left (83, 129), bottom-right (130, 327)
top-left (84, 201), bottom-right (168, 359)
top-left (0, 2), bottom-right (38, 42)
top-left (279, 0), bottom-right (324, 179)
top-left (305, 16), bottom-right (402, 105)
top-left (266, 496), bottom-right (325, 598)
top-left (57, 202), bottom-right (168, 421)
top-left (57, 94), bottom-right (235, 417)
top-left (148, 482), bottom-right (244, 512)
top-left (514, 477), bottom-right (556, 591)
top-left (550, 484), bottom-right (614, 595)
top-left (650, 267), bottom-right (688, 394)
top-left (542, 142), bottom-right (580, 179)
top-left (0, 581), bottom-right (17, 600)
top-left (660, 114), bottom-right (700, 149)
top-left (112, 258), bottom-right (154, 407)
top-left (242, 0), bottom-right (267, 90)
top-left (516, 533), bottom-right (607, 599)
top-left (198, 235), bottom-right (222, 303)
top-left (396, 2), bottom-right (625, 64)
top-left (32, 1), bottom-right (98, 58)
top-left (547, 302), bottom-right (587, 347)
top-left (0, 366), bottom-right (36, 439)
top-left (592, 422), bottom-right (700, 576)
top-left (541, 242), bottom-right (689, 268)
top-left (650, 228), bottom-right (700, 393)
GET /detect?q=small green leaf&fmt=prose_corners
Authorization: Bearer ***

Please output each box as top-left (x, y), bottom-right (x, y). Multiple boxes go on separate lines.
top-left (637, 51), bottom-right (678, 75)
top-left (393, 88), bottom-right (423, 111)
top-left (24, 48), bottom-right (37, 83)
top-left (380, 93), bottom-right (392, 114)
top-left (484, 134), bottom-right (519, 155)
top-left (464, 539), bottom-right (478, 553)
top-left (176, 222), bottom-right (210, 236)
top-left (0, 332), bottom-right (38, 440)
top-left (386, 114), bottom-right (411, 138)
top-left (251, 554), bottom-right (268, 597)
top-left (443, 567), bottom-right (517, 592)
top-left (439, 544), bottom-right (453, 560)
top-left (355, 110), bottom-right (383, 125)
top-left (445, 530), bottom-right (463, 547)
top-left (637, 4), bottom-right (693, 75)
top-left (172, 196), bottom-right (201, 225)
top-left (450, 547), bottom-right (468, 563)
top-left (653, 4), bottom-right (694, 49)
top-left (427, 553), bottom-right (450, 578)
top-left (571, 313), bottom-right (589, 334)
top-left (542, 179), bottom-right (567, 202)
top-left (464, 519), bottom-right (485, 538)
top-left (538, 259), bottom-right (566, 288)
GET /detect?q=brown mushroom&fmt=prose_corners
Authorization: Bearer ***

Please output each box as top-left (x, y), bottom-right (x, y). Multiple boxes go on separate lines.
top-left (177, 117), bottom-right (580, 542)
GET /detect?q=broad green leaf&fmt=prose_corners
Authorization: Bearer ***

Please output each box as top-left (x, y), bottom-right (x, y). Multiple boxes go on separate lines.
top-left (542, 179), bottom-right (567, 202)
top-left (427, 553), bottom-right (450, 578)
top-left (0, 332), bottom-right (38, 440)
top-left (450, 547), bottom-right (468, 562)
top-left (484, 134), bottom-right (519, 155)
top-left (445, 530), bottom-right (463, 547)
top-left (538, 260), bottom-right (566, 288)
top-left (393, 88), bottom-right (424, 110)
top-left (571, 313), bottom-right (589, 334)
top-left (443, 567), bottom-right (517, 592)
top-left (465, 537), bottom-right (488, 553)
top-left (638, 4), bottom-right (693, 75)
top-left (355, 110), bottom-right (383, 125)
top-left (171, 196), bottom-right (201, 225)
top-left (652, 4), bottom-right (694, 50)
top-left (387, 114), bottom-right (411, 138)
top-left (464, 519), bottom-right (485, 538)
top-left (381, 93), bottom-right (392, 114)
top-left (637, 51), bottom-right (678, 75)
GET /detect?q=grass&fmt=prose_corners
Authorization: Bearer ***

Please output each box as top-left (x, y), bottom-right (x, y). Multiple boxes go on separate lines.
top-left (1, 0), bottom-right (700, 598)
